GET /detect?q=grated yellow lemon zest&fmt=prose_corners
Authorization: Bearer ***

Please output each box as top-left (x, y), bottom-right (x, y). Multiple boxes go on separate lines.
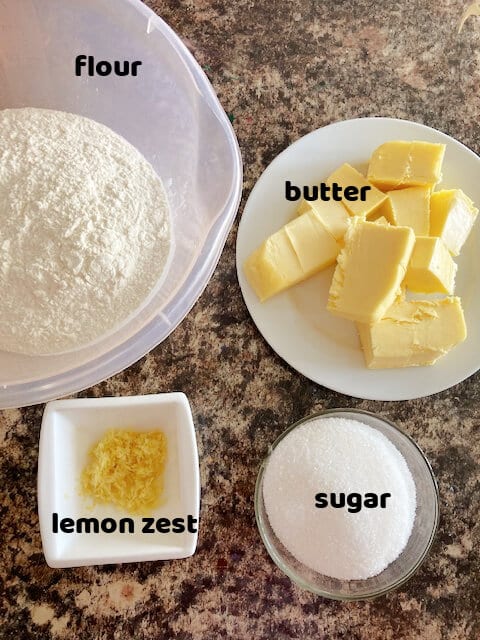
top-left (81, 429), bottom-right (167, 514)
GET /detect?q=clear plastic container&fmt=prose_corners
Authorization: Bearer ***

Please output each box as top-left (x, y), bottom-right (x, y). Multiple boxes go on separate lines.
top-left (0, 0), bottom-right (242, 408)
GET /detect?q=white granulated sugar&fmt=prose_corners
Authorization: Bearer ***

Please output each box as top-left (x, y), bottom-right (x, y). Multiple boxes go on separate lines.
top-left (263, 417), bottom-right (417, 581)
top-left (0, 108), bottom-right (171, 355)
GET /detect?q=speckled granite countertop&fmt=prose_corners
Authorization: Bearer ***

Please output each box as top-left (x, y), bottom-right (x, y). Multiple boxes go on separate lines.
top-left (2, 1), bottom-right (480, 638)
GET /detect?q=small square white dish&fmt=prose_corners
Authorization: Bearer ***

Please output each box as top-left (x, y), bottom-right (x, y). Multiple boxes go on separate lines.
top-left (38, 393), bottom-right (200, 568)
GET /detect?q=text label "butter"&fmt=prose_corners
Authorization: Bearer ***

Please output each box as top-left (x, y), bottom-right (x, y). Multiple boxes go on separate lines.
top-left (285, 180), bottom-right (371, 203)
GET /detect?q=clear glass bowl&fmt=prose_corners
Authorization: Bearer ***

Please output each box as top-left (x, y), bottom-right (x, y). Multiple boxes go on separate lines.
top-left (0, 0), bottom-right (242, 408)
top-left (255, 408), bottom-right (439, 600)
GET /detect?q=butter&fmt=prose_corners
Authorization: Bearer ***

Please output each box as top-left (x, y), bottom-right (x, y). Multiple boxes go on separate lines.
top-left (385, 186), bottom-right (430, 235)
top-left (244, 209), bottom-right (339, 301)
top-left (367, 141), bottom-right (445, 190)
top-left (326, 163), bottom-right (387, 217)
top-left (327, 219), bottom-right (415, 323)
top-left (405, 236), bottom-right (456, 294)
top-left (357, 297), bottom-right (466, 368)
top-left (430, 189), bottom-right (478, 256)
top-left (296, 199), bottom-right (350, 241)
top-left (367, 202), bottom-right (395, 224)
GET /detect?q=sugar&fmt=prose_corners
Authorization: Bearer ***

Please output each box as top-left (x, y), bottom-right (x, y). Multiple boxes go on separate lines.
top-left (262, 417), bottom-right (417, 581)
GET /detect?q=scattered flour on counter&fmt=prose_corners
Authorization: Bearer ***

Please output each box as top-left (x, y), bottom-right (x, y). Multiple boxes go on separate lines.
top-left (0, 108), bottom-right (172, 355)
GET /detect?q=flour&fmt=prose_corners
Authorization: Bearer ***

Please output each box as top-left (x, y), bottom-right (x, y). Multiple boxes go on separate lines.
top-left (0, 108), bottom-right (171, 355)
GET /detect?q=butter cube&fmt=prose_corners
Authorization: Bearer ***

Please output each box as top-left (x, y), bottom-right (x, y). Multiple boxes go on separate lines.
top-left (296, 199), bottom-right (350, 241)
top-left (357, 297), bottom-right (466, 368)
top-left (430, 189), bottom-right (478, 256)
top-left (326, 163), bottom-right (387, 217)
top-left (385, 186), bottom-right (430, 235)
top-left (327, 219), bottom-right (415, 323)
top-left (367, 141), bottom-right (445, 190)
top-left (244, 210), bottom-right (339, 301)
top-left (405, 236), bottom-right (456, 294)
top-left (374, 216), bottom-right (390, 225)
top-left (367, 203), bottom-right (395, 224)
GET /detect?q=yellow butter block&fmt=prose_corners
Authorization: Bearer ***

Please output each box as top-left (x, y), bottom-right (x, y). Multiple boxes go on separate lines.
top-left (430, 189), bottom-right (478, 256)
top-left (326, 163), bottom-right (387, 217)
top-left (286, 211), bottom-right (339, 274)
top-left (385, 186), bottom-right (430, 235)
top-left (296, 199), bottom-right (350, 241)
top-left (367, 141), bottom-right (445, 190)
top-left (327, 219), bottom-right (415, 323)
top-left (244, 209), bottom-right (339, 301)
top-left (405, 236), bottom-right (456, 294)
top-left (357, 297), bottom-right (466, 369)
top-left (367, 201), bottom-right (395, 224)
top-left (244, 230), bottom-right (297, 302)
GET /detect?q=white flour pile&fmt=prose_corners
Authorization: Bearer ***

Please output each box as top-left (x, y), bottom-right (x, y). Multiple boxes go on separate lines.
top-left (263, 417), bottom-right (417, 580)
top-left (0, 108), bottom-right (171, 355)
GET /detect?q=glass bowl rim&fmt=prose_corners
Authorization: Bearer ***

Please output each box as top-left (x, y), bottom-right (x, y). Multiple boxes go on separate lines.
top-left (254, 407), bottom-right (440, 600)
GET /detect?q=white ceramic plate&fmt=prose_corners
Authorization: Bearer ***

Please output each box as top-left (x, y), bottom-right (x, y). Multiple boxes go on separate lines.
top-left (236, 118), bottom-right (480, 401)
